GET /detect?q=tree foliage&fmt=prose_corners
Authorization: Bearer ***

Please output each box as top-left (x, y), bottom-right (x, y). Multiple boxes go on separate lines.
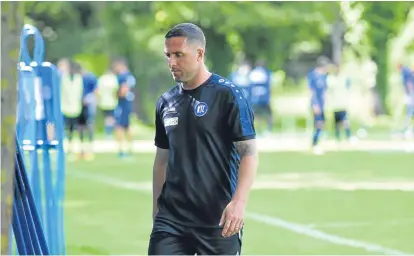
top-left (23, 1), bottom-right (413, 120)
top-left (359, 1), bottom-right (413, 113)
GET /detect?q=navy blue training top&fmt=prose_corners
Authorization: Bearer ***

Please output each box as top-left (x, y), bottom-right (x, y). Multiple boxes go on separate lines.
top-left (154, 73), bottom-right (256, 228)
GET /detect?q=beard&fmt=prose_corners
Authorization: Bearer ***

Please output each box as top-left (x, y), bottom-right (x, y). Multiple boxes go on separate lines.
top-left (172, 71), bottom-right (190, 83)
top-left (173, 75), bottom-right (183, 82)
top-left (171, 65), bottom-right (199, 83)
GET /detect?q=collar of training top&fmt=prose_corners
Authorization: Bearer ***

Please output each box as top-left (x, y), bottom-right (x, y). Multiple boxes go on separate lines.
top-left (178, 73), bottom-right (214, 94)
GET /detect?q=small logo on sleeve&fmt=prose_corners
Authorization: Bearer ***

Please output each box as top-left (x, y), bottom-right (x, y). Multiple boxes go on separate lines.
top-left (194, 102), bottom-right (208, 117)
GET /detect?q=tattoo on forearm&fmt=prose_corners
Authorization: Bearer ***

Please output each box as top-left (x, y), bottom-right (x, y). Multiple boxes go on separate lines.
top-left (235, 140), bottom-right (257, 158)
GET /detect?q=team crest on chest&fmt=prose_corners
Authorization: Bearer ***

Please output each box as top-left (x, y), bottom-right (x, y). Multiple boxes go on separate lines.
top-left (194, 102), bottom-right (208, 117)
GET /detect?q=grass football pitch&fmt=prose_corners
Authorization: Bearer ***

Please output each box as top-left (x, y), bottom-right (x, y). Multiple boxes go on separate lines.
top-left (63, 147), bottom-right (414, 255)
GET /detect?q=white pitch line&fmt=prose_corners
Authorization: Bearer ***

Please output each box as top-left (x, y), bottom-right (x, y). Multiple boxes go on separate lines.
top-left (307, 219), bottom-right (414, 229)
top-left (72, 171), bottom-right (414, 192)
top-left (252, 180), bottom-right (414, 191)
top-left (70, 171), bottom-right (152, 193)
top-left (246, 212), bottom-right (411, 255)
top-left (71, 171), bottom-right (412, 255)
top-left (64, 139), bottom-right (413, 153)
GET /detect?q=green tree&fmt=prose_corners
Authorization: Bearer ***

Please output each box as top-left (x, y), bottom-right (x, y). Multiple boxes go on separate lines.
top-left (24, 1), bottom-right (344, 124)
top-left (360, 2), bottom-right (413, 113)
top-left (1, 2), bottom-right (24, 253)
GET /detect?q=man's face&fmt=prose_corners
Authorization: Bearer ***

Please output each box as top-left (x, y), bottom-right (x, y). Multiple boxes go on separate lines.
top-left (316, 66), bottom-right (328, 74)
top-left (58, 59), bottom-right (69, 73)
top-left (164, 37), bottom-right (202, 82)
top-left (112, 62), bottom-right (123, 74)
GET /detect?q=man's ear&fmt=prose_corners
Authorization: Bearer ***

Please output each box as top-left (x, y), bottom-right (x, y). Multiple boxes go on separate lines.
top-left (197, 48), bottom-right (204, 61)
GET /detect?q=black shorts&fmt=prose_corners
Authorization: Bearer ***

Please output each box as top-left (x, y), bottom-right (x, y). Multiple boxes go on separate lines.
top-left (334, 110), bottom-right (348, 124)
top-left (114, 105), bottom-right (131, 129)
top-left (148, 219), bottom-right (242, 255)
top-left (64, 116), bottom-right (78, 129)
top-left (78, 105), bottom-right (88, 126)
top-left (102, 109), bottom-right (115, 118)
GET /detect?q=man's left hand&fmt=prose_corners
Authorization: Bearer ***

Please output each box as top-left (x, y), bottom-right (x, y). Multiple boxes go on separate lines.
top-left (219, 199), bottom-right (246, 238)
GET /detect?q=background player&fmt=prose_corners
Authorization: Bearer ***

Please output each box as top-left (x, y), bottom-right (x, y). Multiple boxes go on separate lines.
top-left (307, 56), bottom-right (330, 155)
top-left (326, 63), bottom-right (354, 145)
top-left (249, 60), bottom-right (273, 135)
top-left (149, 23), bottom-right (258, 255)
top-left (59, 60), bottom-right (85, 158)
top-left (229, 60), bottom-right (252, 104)
top-left (399, 63), bottom-right (414, 138)
top-left (81, 66), bottom-right (98, 160)
top-left (97, 68), bottom-right (119, 139)
top-left (112, 58), bottom-right (136, 157)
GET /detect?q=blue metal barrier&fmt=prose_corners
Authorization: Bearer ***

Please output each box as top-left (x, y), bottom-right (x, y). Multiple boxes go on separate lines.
top-left (12, 24), bottom-right (66, 255)
top-left (13, 137), bottom-right (50, 255)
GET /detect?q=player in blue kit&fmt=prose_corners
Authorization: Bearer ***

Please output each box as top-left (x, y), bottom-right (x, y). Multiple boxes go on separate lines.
top-left (399, 64), bottom-right (414, 138)
top-left (149, 23), bottom-right (258, 255)
top-left (229, 61), bottom-right (252, 104)
top-left (249, 60), bottom-right (273, 135)
top-left (307, 56), bottom-right (330, 155)
top-left (112, 58), bottom-right (136, 157)
top-left (81, 68), bottom-right (98, 160)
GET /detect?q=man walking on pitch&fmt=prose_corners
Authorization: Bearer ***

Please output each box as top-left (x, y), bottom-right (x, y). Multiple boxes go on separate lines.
top-left (307, 56), bottom-right (330, 155)
top-left (399, 64), bottom-right (414, 138)
top-left (249, 60), bottom-right (273, 135)
top-left (112, 58), bottom-right (136, 157)
top-left (229, 61), bottom-right (252, 104)
top-left (149, 23), bottom-right (258, 255)
top-left (81, 67), bottom-right (98, 160)
top-left (326, 64), bottom-right (355, 144)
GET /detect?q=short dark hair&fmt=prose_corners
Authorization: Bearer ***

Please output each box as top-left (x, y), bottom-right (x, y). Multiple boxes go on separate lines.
top-left (69, 61), bottom-right (82, 74)
top-left (316, 56), bottom-right (331, 68)
top-left (165, 23), bottom-right (206, 49)
top-left (112, 57), bottom-right (128, 66)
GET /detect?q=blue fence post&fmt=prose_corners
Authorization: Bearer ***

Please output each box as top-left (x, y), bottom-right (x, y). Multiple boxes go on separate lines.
top-left (40, 62), bottom-right (66, 255)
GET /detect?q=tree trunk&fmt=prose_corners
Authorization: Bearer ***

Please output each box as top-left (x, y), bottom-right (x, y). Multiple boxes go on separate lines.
top-left (371, 39), bottom-right (389, 115)
top-left (331, 14), bottom-right (344, 65)
top-left (1, 2), bottom-right (24, 254)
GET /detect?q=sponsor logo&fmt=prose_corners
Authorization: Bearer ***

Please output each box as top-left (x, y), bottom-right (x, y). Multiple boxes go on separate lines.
top-left (164, 117), bottom-right (178, 127)
top-left (166, 107), bottom-right (176, 113)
